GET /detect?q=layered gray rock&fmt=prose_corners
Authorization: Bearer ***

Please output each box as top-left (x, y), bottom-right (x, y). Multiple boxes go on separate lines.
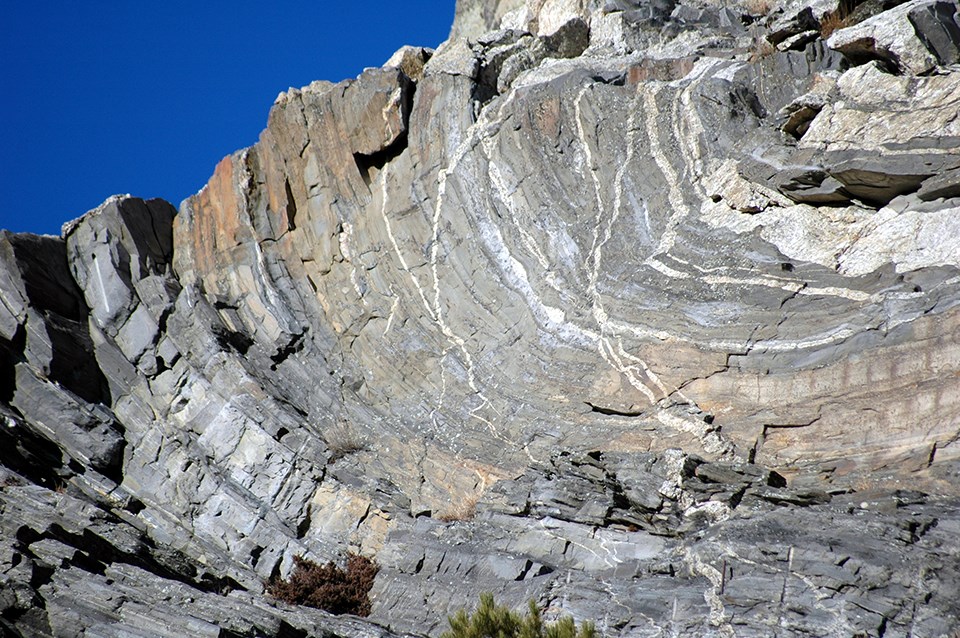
top-left (2, 0), bottom-right (960, 636)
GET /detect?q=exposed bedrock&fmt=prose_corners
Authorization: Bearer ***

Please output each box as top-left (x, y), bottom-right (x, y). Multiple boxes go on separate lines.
top-left (2, 0), bottom-right (960, 636)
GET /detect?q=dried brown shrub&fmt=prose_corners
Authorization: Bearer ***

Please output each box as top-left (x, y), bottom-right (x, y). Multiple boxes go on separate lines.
top-left (820, 0), bottom-right (857, 37)
top-left (437, 494), bottom-right (479, 522)
top-left (324, 421), bottom-right (367, 462)
top-left (749, 38), bottom-right (777, 62)
top-left (819, 10), bottom-right (849, 37)
top-left (266, 554), bottom-right (379, 616)
top-left (743, 0), bottom-right (773, 16)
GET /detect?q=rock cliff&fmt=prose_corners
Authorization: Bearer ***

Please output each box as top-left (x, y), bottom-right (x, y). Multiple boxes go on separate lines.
top-left (2, 0), bottom-right (960, 636)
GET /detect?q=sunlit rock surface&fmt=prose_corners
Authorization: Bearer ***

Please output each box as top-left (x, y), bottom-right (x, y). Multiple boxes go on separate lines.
top-left (2, 0), bottom-right (959, 636)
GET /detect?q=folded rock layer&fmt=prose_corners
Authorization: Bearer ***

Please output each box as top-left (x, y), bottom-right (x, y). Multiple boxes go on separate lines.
top-left (2, 0), bottom-right (959, 636)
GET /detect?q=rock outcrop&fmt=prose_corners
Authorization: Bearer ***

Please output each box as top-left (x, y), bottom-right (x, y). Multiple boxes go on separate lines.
top-left (2, 0), bottom-right (960, 636)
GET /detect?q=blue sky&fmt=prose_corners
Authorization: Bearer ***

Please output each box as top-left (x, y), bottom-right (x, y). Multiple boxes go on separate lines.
top-left (0, 2), bottom-right (455, 236)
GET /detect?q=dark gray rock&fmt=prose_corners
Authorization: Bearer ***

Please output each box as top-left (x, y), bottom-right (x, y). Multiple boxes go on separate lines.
top-left (827, 155), bottom-right (939, 205)
top-left (826, 0), bottom-right (948, 73)
top-left (908, 0), bottom-right (960, 65)
top-left (2, 0), bottom-right (960, 636)
top-left (775, 169), bottom-right (852, 204)
top-left (917, 166), bottom-right (960, 200)
top-left (767, 2), bottom-right (834, 46)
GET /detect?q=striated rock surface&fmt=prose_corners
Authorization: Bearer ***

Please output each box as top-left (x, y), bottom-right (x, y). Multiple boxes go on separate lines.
top-left (2, 0), bottom-right (960, 636)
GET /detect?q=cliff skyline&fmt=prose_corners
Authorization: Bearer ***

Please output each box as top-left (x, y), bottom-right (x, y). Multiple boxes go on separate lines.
top-left (0, 2), bottom-right (453, 236)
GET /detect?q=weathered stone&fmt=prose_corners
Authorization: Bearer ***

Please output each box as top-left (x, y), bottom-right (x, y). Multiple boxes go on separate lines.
top-left (826, 0), bottom-right (943, 73)
top-left (776, 169), bottom-right (852, 203)
top-left (776, 28), bottom-right (821, 50)
top-left (10, 365), bottom-right (123, 476)
top-left (2, 0), bottom-right (960, 636)
top-left (917, 166), bottom-right (960, 200)
top-left (767, 0), bottom-right (839, 45)
top-left (908, 0), bottom-right (960, 65)
top-left (625, 56), bottom-right (698, 83)
top-left (827, 155), bottom-right (940, 205)
top-left (384, 46), bottom-right (434, 82)
top-left (451, 0), bottom-right (526, 40)
top-left (778, 91), bottom-right (828, 138)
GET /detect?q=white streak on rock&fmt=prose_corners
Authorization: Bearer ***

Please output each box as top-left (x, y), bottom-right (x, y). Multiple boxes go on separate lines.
top-left (92, 255), bottom-right (111, 317)
top-left (379, 166), bottom-right (436, 322)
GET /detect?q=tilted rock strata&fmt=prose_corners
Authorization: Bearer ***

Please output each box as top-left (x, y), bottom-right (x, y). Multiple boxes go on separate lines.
top-left (1, 0), bottom-right (959, 635)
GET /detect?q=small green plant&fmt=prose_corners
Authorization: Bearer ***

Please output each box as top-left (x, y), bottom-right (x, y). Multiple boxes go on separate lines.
top-left (266, 554), bottom-right (378, 616)
top-left (442, 593), bottom-right (597, 638)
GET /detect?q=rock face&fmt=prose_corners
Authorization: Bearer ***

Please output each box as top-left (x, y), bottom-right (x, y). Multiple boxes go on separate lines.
top-left (2, 0), bottom-right (960, 636)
